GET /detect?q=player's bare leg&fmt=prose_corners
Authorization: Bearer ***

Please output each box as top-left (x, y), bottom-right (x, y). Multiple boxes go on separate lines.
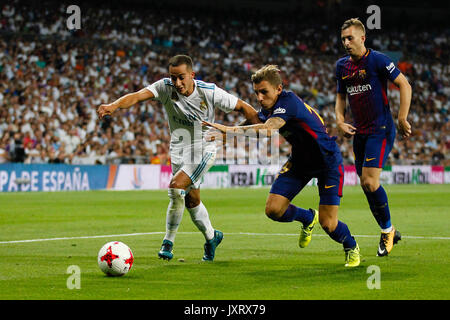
top-left (360, 167), bottom-right (381, 193)
top-left (185, 188), bottom-right (201, 208)
top-left (265, 193), bottom-right (291, 220)
top-left (318, 204), bottom-right (339, 234)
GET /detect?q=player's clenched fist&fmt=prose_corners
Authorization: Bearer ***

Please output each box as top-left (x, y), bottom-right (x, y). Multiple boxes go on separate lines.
top-left (97, 104), bottom-right (118, 119)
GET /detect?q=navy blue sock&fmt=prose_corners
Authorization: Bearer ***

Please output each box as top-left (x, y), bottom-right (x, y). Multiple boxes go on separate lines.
top-left (278, 204), bottom-right (314, 227)
top-left (326, 221), bottom-right (357, 249)
top-left (364, 186), bottom-right (392, 229)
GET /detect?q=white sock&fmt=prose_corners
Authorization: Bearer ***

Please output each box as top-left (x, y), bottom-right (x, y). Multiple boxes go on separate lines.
top-left (381, 226), bottom-right (393, 233)
top-left (187, 201), bottom-right (215, 241)
top-left (164, 188), bottom-right (186, 243)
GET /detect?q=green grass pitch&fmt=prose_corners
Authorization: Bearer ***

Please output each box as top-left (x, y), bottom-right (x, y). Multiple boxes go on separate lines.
top-left (0, 184), bottom-right (449, 300)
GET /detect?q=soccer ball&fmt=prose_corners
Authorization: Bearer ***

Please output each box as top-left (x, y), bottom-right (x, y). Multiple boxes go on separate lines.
top-left (97, 241), bottom-right (134, 276)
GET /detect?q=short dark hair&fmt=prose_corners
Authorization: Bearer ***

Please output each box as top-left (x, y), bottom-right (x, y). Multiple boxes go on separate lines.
top-left (168, 55), bottom-right (193, 70)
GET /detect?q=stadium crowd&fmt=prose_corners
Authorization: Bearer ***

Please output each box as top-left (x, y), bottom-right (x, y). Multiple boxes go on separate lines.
top-left (0, 0), bottom-right (449, 166)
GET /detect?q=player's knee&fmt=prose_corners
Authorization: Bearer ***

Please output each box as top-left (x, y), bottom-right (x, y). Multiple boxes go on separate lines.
top-left (319, 215), bottom-right (337, 234)
top-left (265, 206), bottom-right (283, 221)
top-left (360, 177), bottom-right (378, 193)
top-left (169, 180), bottom-right (184, 189)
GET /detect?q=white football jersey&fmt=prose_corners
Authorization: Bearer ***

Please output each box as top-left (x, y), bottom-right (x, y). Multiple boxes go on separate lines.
top-left (146, 78), bottom-right (237, 164)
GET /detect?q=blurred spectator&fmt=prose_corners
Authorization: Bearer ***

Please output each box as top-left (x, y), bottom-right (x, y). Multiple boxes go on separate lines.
top-left (0, 0), bottom-right (448, 166)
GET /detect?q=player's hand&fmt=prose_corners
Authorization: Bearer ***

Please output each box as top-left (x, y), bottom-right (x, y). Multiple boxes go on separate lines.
top-left (97, 104), bottom-right (118, 119)
top-left (337, 122), bottom-right (356, 138)
top-left (397, 118), bottom-right (411, 138)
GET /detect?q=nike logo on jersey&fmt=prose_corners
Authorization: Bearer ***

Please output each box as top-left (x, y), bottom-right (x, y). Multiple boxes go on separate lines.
top-left (342, 68), bottom-right (367, 80)
top-left (341, 74), bottom-right (353, 80)
top-left (273, 107), bottom-right (286, 115)
top-left (324, 185), bottom-right (336, 189)
top-left (342, 69), bottom-right (358, 80)
top-left (366, 157), bottom-right (376, 162)
top-left (386, 62), bottom-right (396, 74)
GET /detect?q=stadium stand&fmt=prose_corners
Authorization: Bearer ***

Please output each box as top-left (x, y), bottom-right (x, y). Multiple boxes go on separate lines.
top-left (0, 0), bottom-right (448, 166)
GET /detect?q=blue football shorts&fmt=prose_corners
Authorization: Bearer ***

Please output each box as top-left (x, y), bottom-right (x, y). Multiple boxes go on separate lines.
top-left (269, 160), bottom-right (344, 206)
top-left (353, 128), bottom-right (396, 176)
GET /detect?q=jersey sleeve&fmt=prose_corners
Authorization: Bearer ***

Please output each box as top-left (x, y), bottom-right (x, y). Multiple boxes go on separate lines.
top-left (267, 95), bottom-right (297, 123)
top-left (335, 60), bottom-right (346, 94)
top-left (375, 52), bottom-right (401, 82)
top-left (145, 78), bottom-right (171, 101)
top-left (213, 86), bottom-right (238, 113)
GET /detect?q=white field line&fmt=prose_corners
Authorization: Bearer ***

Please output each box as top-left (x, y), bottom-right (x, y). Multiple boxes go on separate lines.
top-left (0, 231), bottom-right (449, 244)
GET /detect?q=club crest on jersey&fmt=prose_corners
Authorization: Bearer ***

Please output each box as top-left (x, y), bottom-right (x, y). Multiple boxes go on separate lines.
top-left (358, 69), bottom-right (366, 79)
top-left (200, 100), bottom-right (207, 111)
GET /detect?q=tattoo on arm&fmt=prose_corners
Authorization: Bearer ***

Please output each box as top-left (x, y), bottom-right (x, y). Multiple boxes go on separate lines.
top-left (265, 117), bottom-right (286, 130)
top-left (228, 117), bottom-right (285, 135)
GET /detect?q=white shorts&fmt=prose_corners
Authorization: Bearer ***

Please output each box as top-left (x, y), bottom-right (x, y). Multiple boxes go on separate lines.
top-left (171, 151), bottom-right (216, 190)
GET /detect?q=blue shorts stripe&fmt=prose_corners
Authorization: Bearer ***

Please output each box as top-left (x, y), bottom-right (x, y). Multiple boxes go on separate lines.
top-left (191, 153), bottom-right (212, 182)
top-left (190, 153), bottom-right (213, 183)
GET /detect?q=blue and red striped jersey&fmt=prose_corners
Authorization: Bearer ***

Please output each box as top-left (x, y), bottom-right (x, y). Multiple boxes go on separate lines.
top-left (335, 49), bottom-right (401, 134)
top-left (258, 91), bottom-right (342, 173)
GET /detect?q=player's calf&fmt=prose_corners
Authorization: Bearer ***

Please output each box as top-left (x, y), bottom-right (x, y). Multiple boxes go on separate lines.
top-left (264, 194), bottom-right (289, 221)
top-left (360, 167), bottom-right (382, 193)
top-left (318, 214), bottom-right (338, 234)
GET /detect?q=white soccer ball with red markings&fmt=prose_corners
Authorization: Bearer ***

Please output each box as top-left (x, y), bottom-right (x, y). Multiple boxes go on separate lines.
top-left (97, 241), bottom-right (134, 276)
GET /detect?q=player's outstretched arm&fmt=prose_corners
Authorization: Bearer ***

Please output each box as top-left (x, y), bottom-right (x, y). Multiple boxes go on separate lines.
top-left (335, 93), bottom-right (356, 138)
top-left (203, 117), bottom-right (285, 136)
top-left (393, 73), bottom-right (412, 138)
top-left (97, 88), bottom-right (154, 119)
top-left (233, 99), bottom-right (261, 125)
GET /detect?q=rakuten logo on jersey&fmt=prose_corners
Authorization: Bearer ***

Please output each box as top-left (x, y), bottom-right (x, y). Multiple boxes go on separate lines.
top-left (347, 84), bottom-right (372, 96)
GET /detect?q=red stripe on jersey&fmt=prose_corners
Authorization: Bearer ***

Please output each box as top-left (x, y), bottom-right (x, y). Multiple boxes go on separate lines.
top-left (378, 138), bottom-right (387, 168)
top-left (298, 121), bottom-right (318, 139)
top-left (381, 82), bottom-right (388, 105)
top-left (338, 164), bottom-right (344, 197)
